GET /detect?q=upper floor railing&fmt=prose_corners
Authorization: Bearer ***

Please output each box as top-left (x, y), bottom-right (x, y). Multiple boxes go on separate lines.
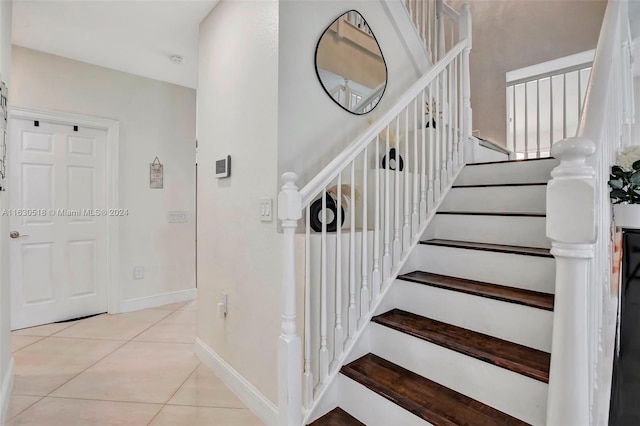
top-left (506, 52), bottom-right (594, 159)
top-left (405, 0), bottom-right (461, 64)
top-left (277, 2), bottom-right (471, 424)
top-left (545, 0), bottom-right (633, 424)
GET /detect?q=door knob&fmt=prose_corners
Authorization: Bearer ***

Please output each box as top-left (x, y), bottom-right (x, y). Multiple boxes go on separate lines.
top-left (9, 231), bottom-right (27, 239)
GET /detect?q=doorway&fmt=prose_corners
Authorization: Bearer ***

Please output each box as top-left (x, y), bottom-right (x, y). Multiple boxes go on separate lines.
top-left (9, 108), bottom-right (120, 330)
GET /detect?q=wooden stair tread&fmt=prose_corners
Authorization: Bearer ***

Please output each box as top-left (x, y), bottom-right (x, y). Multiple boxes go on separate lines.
top-left (399, 271), bottom-right (554, 311)
top-left (436, 211), bottom-right (546, 217)
top-left (452, 182), bottom-right (547, 188)
top-left (373, 309), bottom-right (550, 382)
top-left (342, 353), bottom-right (528, 425)
top-left (467, 157), bottom-right (556, 166)
top-left (309, 408), bottom-right (364, 426)
top-left (420, 239), bottom-right (552, 258)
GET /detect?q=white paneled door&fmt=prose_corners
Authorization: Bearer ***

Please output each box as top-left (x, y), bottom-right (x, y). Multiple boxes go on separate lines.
top-left (9, 117), bottom-right (108, 330)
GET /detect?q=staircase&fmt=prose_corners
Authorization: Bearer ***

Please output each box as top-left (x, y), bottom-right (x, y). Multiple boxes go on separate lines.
top-left (308, 156), bottom-right (558, 425)
top-left (278, 0), bottom-right (632, 424)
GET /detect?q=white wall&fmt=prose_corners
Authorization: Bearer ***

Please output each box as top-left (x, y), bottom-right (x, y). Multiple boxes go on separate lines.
top-left (0, 0), bottom-right (12, 420)
top-left (278, 0), bottom-right (422, 186)
top-left (449, 0), bottom-right (606, 147)
top-left (197, 0), bottom-right (281, 407)
top-left (10, 46), bottom-right (197, 308)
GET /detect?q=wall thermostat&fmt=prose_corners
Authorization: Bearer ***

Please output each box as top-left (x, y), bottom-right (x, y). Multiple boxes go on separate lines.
top-left (215, 155), bottom-right (231, 178)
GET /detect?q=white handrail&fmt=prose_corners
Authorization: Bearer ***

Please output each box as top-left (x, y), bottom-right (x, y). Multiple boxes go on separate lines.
top-left (545, 0), bottom-right (632, 424)
top-left (300, 40), bottom-right (467, 206)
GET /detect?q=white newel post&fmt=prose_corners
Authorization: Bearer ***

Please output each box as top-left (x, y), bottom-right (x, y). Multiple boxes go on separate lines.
top-left (546, 137), bottom-right (596, 426)
top-left (278, 172), bottom-right (303, 426)
top-left (460, 3), bottom-right (472, 163)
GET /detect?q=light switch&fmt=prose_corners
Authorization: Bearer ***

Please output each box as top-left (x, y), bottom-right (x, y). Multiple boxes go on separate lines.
top-left (260, 199), bottom-right (273, 222)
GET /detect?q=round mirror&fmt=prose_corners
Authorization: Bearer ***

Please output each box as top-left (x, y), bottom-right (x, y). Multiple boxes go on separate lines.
top-left (315, 10), bottom-right (387, 115)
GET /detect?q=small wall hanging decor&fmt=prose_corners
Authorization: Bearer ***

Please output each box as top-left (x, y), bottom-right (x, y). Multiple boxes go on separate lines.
top-left (0, 79), bottom-right (7, 191)
top-left (150, 156), bottom-right (163, 189)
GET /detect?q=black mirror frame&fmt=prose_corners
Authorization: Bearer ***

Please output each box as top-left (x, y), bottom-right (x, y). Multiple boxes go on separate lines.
top-left (314, 10), bottom-right (388, 116)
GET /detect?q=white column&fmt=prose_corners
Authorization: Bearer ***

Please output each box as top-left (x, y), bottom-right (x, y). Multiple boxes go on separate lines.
top-left (545, 137), bottom-right (596, 426)
top-left (278, 172), bottom-right (303, 426)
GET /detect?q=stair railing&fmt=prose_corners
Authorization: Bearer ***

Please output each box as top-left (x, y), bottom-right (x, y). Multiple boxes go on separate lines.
top-left (278, 3), bottom-right (471, 425)
top-left (405, 0), bottom-right (461, 64)
top-left (506, 56), bottom-right (594, 159)
top-left (545, 0), bottom-right (633, 424)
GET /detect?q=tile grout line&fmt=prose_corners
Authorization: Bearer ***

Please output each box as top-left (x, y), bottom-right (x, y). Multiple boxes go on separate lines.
top-left (9, 335), bottom-right (47, 354)
top-left (5, 395), bottom-right (45, 422)
top-left (145, 361), bottom-right (201, 425)
top-left (32, 307), bottom-right (179, 400)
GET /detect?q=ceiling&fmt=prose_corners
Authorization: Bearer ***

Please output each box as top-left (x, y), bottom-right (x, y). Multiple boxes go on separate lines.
top-left (12, 0), bottom-right (220, 89)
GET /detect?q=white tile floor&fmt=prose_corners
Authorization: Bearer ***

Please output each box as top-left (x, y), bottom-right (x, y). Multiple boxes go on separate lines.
top-left (5, 300), bottom-right (264, 426)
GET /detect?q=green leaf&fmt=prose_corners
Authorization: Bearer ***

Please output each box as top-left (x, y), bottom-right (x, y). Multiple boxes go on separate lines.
top-left (609, 179), bottom-right (624, 189)
top-left (613, 166), bottom-right (627, 178)
top-left (611, 189), bottom-right (628, 199)
top-left (630, 171), bottom-right (640, 185)
top-left (633, 160), bottom-right (640, 171)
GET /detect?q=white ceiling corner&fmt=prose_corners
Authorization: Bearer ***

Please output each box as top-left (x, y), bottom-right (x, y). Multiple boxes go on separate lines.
top-left (12, 0), bottom-right (220, 89)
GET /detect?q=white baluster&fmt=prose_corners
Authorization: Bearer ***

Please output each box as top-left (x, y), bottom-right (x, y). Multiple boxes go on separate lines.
top-left (524, 81), bottom-right (529, 159)
top-left (412, 98), bottom-right (419, 236)
top-left (428, 81), bottom-right (436, 210)
top-left (394, 116), bottom-right (402, 265)
top-left (277, 173), bottom-right (302, 426)
top-left (428, 0), bottom-right (433, 62)
top-left (453, 56), bottom-right (459, 170)
top-left (563, 73), bottom-right (567, 139)
top-left (372, 135), bottom-right (381, 300)
top-left (434, 75), bottom-right (441, 202)
top-left (333, 173), bottom-right (343, 366)
top-left (447, 61), bottom-right (454, 181)
top-left (319, 187), bottom-right (328, 384)
top-left (420, 89), bottom-right (428, 222)
top-left (437, 0), bottom-right (445, 61)
top-left (403, 107), bottom-right (411, 254)
top-left (303, 207), bottom-right (312, 408)
top-left (460, 4), bottom-right (472, 148)
top-left (550, 77), bottom-right (554, 148)
top-left (383, 126), bottom-right (391, 280)
top-left (545, 137), bottom-right (595, 426)
top-left (348, 162), bottom-right (357, 341)
top-left (361, 147), bottom-right (370, 321)
top-left (440, 68), bottom-right (448, 189)
top-left (536, 79), bottom-right (541, 158)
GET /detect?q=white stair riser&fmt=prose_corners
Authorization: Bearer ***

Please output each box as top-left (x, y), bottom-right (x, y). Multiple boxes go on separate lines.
top-left (338, 374), bottom-right (431, 426)
top-left (371, 323), bottom-right (548, 425)
top-left (440, 185), bottom-right (546, 213)
top-left (392, 280), bottom-right (553, 351)
top-left (408, 244), bottom-right (555, 294)
top-left (457, 159), bottom-right (559, 185)
top-left (431, 214), bottom-right (550, 249)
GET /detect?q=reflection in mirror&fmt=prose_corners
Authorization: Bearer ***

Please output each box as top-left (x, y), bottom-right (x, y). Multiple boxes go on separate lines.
top-left (315, 10), bottom-right (387, 115)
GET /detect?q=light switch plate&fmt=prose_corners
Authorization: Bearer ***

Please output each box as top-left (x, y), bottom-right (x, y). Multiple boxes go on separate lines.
top-left (260, 199), bottom-right (273, 222)
top-left (168, 211), bottom-right (188, 223)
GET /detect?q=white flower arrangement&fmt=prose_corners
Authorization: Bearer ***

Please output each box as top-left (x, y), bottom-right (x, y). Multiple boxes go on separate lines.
top-left (617, 145), bottom-right (640, 171)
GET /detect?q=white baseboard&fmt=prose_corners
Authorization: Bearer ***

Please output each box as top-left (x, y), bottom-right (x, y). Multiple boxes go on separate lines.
top-left (118, 288), bottom-right (197, 313)
top-left (1, 357), bottom-right (15, 424)
top-left (195, 338), bottom-right (279, 426)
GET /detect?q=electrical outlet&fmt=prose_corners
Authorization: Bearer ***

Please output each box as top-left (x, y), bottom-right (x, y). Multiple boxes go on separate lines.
top-left (168, 211), bottom-right (188, 223)
top-left (218, 293), bottom-right (228, 318)
top-left (133, 266), bottom-right (144, 280)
